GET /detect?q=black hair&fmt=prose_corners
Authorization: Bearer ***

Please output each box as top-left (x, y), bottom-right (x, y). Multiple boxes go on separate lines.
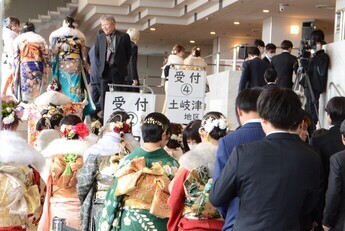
top-left (36, 114), bottom-right (63, 131)
top-left (254, 39), bottom-right (265, 47)
top-left (59, 114), bottom-right (82, 126)
top-left (166, 123), bottom-right (183, 149)
top-left (247, 47), bottom-right (260, 56)
top-left (5, 16), bottom-right (20, 29)
top-left (310, 29), bottom-right (325, 44)
top-left (281, 40), bottom-right (293, 50)
top-left (258, 88), bottom-right (302, 130)
top-left (141, 112), bottom-right (171, 143)
top-left (64, 16), bottom-right (75, 28)
top-left (192, 46), bottom-right (201, 57)
top-left (325, 96), bottom-right (345, 126)
top-left (265, 43), bottom-right (276, 51)
top-left (201, 111), bottom-right (227, 140)
top-left (22, 22), bottom-right (35, 33)
top-left (340, 120), bottom-right (345, 137)
top-left (264, 68), bottom-right (278, 83)
top-left (182, 119), bottom-right (202, 153)
top-left (236, 88), bottom-right (263, 113)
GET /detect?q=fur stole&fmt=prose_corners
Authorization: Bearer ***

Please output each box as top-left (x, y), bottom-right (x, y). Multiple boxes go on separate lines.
top-left (42, 133), bottom-right (98, 158)
top-left (184, 55), bottom-right (207, 68)
top-left (167, 54), bottom-right (184, 65)
top-left (34, 91), bottom-right (72, 106)
top-left (178, 142), bottom-right (218, 177)
top-left (36, 129), bottom-right (61, 152)
top-left (0, 131), bottom-right (45, 172)
top-left (13, 31), bottom-right (46, 48)
top-left (49, 26), bottom-right (86, 45)
top-left (2, 27), bottom-right (17, 54)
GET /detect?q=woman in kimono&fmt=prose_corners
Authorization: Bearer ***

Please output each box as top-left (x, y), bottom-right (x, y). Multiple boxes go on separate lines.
top-left (167, 111), bottom-right (228, 231)
top-left (38, 114), bottom-right (97, 230)
top-left (183, 46), bottom-right (208, 70)
top-left (2, 16), bottom-right (20, 96)
top-left (98, 112), bottom-right (180, 231)
top-left (77, 111), bottom-right (140, 231)
top-left (164, 123), bottom-right (184, 160)
top-left (0, 97), bottom-right (45, 231)
top-left (49, 16), bottom-right (92, 107)
top-left (13, 22), bottom-right (49, 103)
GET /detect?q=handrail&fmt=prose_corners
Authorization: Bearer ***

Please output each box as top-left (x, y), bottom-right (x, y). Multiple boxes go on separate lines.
top-left (329, 82), bottom-right (344, 96)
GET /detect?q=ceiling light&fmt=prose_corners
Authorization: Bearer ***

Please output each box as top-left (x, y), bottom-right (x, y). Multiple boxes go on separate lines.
top-left (190, 40), bottom-right (195, 44)
top-left (234, 21), bottom-right (240, 25)
top-left (150, 27), bottom-right (156, 31)
top-left (263, 9), bottom-right (269, 13)
top-left (210, 31), bottom-right (216, 35)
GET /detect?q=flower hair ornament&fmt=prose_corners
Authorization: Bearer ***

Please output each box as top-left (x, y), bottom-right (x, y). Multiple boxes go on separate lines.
top-left (143, 117), bottom-right (164, 129)
top-left (109, 118), bottom-right (132, 136)
top-left (1, 102), bottom-right (23, 125)
top-left (60, 123), bottom-right (89, 140)
top-left (202, 116), bottom-right (229, 133)
top-left (47, 79), bottom-right (60, 92)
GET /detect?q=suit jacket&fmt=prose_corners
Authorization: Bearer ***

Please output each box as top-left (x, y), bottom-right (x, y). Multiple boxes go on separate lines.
top-left (94, 30), bottom-right (132, 80)
top-left (262, 56), bottom-right (270, 64)
top-left (210, 133), bottom-right (322, 231)
top-left (323, 150), bottom-right (345, 230)
top-left (238, 57), bottom-right (269, 92)
top-left (213, 122), bottom-right (265, 230)
top-left (270, 52), bottom-right (297, 89)
top-left (125, 41), bottom-right (139, 83)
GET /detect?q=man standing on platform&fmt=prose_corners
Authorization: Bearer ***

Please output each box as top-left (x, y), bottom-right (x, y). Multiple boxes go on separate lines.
top-left (94, 15), bottom-right (132, 115)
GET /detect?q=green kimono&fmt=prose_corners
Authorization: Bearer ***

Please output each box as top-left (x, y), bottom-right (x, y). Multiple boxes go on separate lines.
top-left (98, 147), bottom-right (179, 231)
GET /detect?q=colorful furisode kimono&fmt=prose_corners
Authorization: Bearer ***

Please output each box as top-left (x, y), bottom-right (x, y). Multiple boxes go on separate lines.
top-left (50, 26), bottom-right (93, 115)
top-left (38, 135), bottom-right (97, 230)
top-left (167, 142), bottom-right (224, 231)
top-left (12, 31), bottom-right (49, 103)
top-left (1, 27), bottom-right (17, 95)
top-left (98, 147), bottom-right (179, 231)
top-left (77, 132), bottom-right (140, 231)
top-left (0, 131), bottom-right (46, 231)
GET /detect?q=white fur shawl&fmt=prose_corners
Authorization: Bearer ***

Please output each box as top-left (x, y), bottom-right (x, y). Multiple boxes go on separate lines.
top-left (178, 142), bottom-right (218, 177)
top-left (13, 31), bottom-right (47, 49)
top-left (167, 54), bottom-right (184, 65)
top-left (0, 131), bottom-right (45, 172)
top-left (34, 91), bottom-right (72, 106)
top-left (49, 26), bottom-right (86, 46)
top-left (42, 133), bottom-right (98, 158)
top-left (36, 129), bottom-right (61, 152)
top-left (184, 55), bottom-right (207, 69)
top-left (2, 27), bottom-right (17, 54)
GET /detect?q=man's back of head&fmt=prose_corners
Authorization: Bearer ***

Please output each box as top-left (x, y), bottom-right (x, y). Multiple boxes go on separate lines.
top-left (281, 40), bottom-right (293, 51)
top-left (236, 88), bottom-right (263, 124)
top-left (325, 96), bottom-right (345, 126)
top-left (258, 88), bottom-right (302, 131)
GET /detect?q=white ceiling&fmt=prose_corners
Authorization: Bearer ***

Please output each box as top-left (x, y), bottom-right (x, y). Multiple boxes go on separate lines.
top-left (32, 0), bottom-right (336, 56)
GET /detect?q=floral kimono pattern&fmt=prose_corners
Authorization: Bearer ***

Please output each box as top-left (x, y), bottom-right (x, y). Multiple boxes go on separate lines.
top-left (98, 147), bottom-right (179, 231)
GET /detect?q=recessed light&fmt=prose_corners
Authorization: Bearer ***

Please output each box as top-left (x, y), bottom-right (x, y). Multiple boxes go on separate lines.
top-left (190, 40), bottom-right (195, 44)
top-left (263, 9), bottom-right (269, 13)
top-left (150, 27), bottom-right (156, 31)
top-left (210, 31), bottom-right (216, 35)
top-left (234, 21), bottom-right (240, 25)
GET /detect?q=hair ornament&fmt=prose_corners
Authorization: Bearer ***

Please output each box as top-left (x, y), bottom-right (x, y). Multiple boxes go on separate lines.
top-left (1, 102), bottom-right (23, 125)
top-left (47, 81), bottom-right (59, 91)
top-left (109, 118), bottom-right (132, 135)
top-left (202, 117), bottom-right (229, 133)
top-left (60, 122), bottom-right (89, 140)
top-left (143, 117), bottom-right (164, 128)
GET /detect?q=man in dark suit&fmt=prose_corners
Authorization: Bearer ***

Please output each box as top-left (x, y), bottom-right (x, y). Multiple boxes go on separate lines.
top-left (210, 88), bottom-right (322, 231)
top-left (213, 88), bottom-right (265, 230)
top-left (262, 43), bottom-right (276, 64)
top-left (311, 96), bottom-right (345, 229)
top-left (238, 47), bottom-right (269, 92)
top-left (323, 120), bottom-right (345, 231)
top-left (270, 40), bottom-right (298, 89)
top-left (94, 15), bottom-right (132, 113)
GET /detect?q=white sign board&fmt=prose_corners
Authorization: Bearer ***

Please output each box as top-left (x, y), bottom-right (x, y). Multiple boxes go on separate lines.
top-left (104, 92), bottom-right (156, 140)
top-left (167, 68), bottom-right (206, 124)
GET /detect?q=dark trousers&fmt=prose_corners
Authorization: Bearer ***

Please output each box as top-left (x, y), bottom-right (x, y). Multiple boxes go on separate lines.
top-left (304, 88), bottom-right (320, 133)
top-left (100, 65), bottom-right (126, 114)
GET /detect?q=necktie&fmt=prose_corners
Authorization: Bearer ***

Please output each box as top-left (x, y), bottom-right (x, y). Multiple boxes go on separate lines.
top-left (106, 34), bottom-right (112, 62)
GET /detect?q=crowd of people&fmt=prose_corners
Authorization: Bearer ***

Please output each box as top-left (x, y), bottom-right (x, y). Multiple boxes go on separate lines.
top-left (1, 13), bottom-right (344, 231)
